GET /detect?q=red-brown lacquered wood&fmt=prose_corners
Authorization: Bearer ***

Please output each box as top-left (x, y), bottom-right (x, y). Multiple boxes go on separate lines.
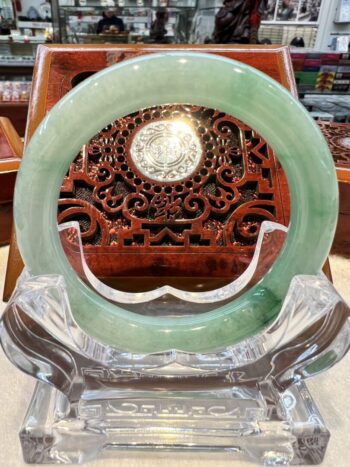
top-left (0, 117), bottom-right (22, 246)
top-left (318, 121), bottom-right (350, 256)
top-left (4, 44), bottom-right (297, 300)
top-left (58, 104), bottom-right (289, 278)
top-left (0, 102), bottom-right (28, 138)
top-left (318, 121), bottom-right (350, 184)
top-left (25, 44), bottom-right (297, 144)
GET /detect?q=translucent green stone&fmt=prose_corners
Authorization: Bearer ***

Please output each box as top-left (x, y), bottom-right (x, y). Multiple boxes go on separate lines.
top-left (14, 52), bottom-right (338, 353)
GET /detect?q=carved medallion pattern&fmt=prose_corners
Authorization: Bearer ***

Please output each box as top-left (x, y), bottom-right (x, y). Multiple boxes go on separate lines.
top-left (58, 105), bottom-right (285, 254)
top-left (318, 121), bottom-right (350, 168)
top-left (130, 119), bottom-right (202, 182)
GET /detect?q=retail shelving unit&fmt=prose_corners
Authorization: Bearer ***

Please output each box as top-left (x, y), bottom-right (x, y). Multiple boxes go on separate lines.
top-left (51, 0), bottom-right (197, 44)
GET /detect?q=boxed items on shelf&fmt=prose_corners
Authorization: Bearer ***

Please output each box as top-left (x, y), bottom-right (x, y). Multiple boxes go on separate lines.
top-left (301, 94), bottom-right (350, 122)
top-left (291, 50), bottom-right (350, 93)
top-left (0, 80), bottom-right (31, 102)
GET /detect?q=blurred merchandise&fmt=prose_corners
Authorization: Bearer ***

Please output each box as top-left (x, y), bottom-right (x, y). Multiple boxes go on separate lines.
top-left (292, 50), bottom-right (350, 93)
top-left (337, 35), bottom-right (350, 51)
top-left (0, 79), bottom-right (31, 102)
top-left (315, 71), bottom-right (335, 91)
top-left (301, 93), bottom-right (350, 122)
top-left (334, 0), bottom-right (350, 23)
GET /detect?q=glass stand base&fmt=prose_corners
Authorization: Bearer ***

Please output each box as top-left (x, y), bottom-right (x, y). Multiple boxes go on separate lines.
top-left (4, 225), bottom-right (347, 466)
top-left (20, 380), bottom-right (329, 465)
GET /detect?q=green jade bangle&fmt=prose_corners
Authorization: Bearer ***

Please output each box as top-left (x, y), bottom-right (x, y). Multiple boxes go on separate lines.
top-left (14, 53), bottom-right (338, 353)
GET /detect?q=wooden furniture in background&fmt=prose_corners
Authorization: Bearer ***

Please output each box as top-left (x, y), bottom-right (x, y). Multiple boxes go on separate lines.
top-left (0, 103), bottom-right (28, 138)
top-left (0, 117), bottom-right (22, 246)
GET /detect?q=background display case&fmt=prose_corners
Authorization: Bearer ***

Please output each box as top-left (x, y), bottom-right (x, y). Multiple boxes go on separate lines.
top-left (53, 0), bottom-right (198, 44)
top-left (0, 0), bottom-right (15, 33)
top-left (0, 0), bottom-right (50, 135)
top-left (0, 38), bottom-right (34, 135)
top-left (0, 0), bottom-right (350, 133)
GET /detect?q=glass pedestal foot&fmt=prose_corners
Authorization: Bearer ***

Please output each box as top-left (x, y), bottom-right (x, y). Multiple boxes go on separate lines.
top-left (20, 380), bottom-right (329, 465)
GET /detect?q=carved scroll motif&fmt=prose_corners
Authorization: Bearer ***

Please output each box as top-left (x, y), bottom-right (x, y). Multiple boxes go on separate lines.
top-left (58, 105), bottom-right (285, 252)
top-left (318, 121), bottom-right (350, 168)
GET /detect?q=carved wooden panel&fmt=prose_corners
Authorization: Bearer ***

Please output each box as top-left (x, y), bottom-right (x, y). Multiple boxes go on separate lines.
top-left (58, 103), bottom-right (288, 277)
top-left (318, 121), bottom-right (350, 257)
top-left (318, 121), bottom-right (350, 169)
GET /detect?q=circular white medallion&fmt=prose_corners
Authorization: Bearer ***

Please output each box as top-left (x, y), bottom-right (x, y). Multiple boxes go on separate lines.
top-left (338, 136), bottom-right (350, 149)
top-left (130, 119), bottom-right (202, 182)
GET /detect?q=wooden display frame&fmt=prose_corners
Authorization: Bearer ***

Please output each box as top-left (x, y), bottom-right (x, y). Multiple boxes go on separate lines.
top-left (0, 117), bottom-right (23, 246)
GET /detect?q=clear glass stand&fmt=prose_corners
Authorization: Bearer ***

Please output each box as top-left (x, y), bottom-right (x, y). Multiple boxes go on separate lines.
top-left (21, 379), bottom-right (329, 465)
top-left (1, 222), bottom-right (350, 465)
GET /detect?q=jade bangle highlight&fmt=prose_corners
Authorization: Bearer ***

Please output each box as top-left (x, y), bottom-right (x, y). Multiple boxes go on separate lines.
top-left (14, 52), bottom-right (338, 353)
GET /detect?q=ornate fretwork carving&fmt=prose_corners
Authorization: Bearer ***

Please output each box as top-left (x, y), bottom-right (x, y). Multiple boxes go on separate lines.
top-left (318, 121), bottom-right (350, 168)
top-left (58, 104), bottom-right (287, 275)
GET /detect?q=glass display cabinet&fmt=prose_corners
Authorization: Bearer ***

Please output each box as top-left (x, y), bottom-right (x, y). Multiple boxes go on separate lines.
top-left (0, 0), bottom-right (15, 33)
top-left (0, 0), bottom-right (52, 134)
top-left (52, 0), bottom-right (198, 44)
top-left (0, 37), bottom-right (34, 136)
